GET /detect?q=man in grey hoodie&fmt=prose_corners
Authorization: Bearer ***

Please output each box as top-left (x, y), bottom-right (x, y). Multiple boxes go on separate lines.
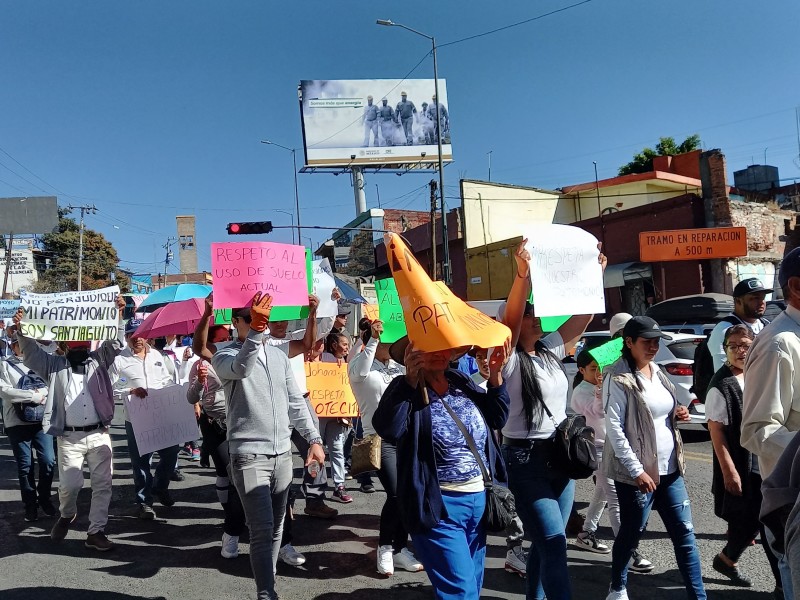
top-left (213, 292), bottom-right (324, 600)
top-left (12, 295), bottom-right (126, 552)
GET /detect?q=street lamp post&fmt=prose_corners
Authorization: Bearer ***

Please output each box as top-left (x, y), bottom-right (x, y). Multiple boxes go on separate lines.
top-left (261, 140), bottom-right (301, 245)
top-left (377, 19), bottom-right (451, 286)
top-left (273, 209), bottom-right (295, 244)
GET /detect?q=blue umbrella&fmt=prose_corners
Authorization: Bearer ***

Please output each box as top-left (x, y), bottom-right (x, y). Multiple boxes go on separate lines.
top-left (138, 284), bottom-right (212, 312)
top-left (333, 276), bottom-right (366, 304)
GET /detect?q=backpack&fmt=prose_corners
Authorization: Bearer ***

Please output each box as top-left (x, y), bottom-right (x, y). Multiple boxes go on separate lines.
top-left (691, 315), bottom-right (768, 402)
top-left (6, 360), bottom-right (48, 422)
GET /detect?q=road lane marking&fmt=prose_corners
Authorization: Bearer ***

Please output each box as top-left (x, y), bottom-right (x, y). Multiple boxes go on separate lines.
top-left (684, 451), bottom-right (712, 463)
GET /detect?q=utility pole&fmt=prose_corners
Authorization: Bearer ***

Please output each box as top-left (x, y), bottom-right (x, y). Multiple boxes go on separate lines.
top-left (67, 204), bottom-right (97, 292)
top-left (429, 180), bottom-right (438, 279)
top-left (1, 232), bottom-right (13, 298)
top-left (162, 237), bottom-right (177, 287)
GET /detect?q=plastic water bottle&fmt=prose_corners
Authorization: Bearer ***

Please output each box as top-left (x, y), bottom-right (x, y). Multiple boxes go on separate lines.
top-left (307, 460), bottom-right (320, 478)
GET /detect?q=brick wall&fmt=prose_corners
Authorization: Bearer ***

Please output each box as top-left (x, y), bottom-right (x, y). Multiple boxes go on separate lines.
top-left (382, 209), bottom-right (430, 234)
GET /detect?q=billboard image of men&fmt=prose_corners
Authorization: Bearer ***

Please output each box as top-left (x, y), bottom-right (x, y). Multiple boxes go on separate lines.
top-left (395, 91), bottom-right (417, 146)
top-left (362, 95), bottom-right (379, 147)
top-left (427, 94), bottom-right (450, 144)
top-left (378, 98), bottom-right (396, 147)
top-left (419, 102), bottom-right (434, 145)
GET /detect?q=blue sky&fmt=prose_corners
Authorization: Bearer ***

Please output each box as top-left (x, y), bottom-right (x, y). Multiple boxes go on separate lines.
top-left (1, 0), bottom-right (799, 275)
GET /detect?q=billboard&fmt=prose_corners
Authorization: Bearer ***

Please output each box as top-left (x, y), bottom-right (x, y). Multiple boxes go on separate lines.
top-left (299, 79), bottom-right (452, 167)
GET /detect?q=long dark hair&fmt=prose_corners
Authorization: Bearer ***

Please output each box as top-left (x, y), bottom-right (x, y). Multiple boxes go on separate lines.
top-left (517, 341), bottom-right (564, 432)
top-left (572, 350), bottom-right (596, 389)
top-left (620, 341), bottom-right (644, 392)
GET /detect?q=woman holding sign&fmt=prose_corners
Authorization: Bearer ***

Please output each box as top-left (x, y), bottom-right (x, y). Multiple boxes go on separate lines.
top-left (499, 239), bottom-right (604, 600)
top-left (373, 337), bottom-right (510, 600)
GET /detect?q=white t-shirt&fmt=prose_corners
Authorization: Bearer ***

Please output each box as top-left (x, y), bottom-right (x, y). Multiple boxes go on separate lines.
top-left (501, 332), bottom-right (568, 440)
top-left (636, 366), bottom-right (679, 476)
top-left (705, 374), bottom-right (745, 426)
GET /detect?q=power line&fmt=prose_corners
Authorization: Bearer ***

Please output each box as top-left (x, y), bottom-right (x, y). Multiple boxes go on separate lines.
top-left (438, 0), bottom-right (594, 49)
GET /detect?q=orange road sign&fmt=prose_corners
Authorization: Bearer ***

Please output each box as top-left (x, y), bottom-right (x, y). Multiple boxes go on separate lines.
top-left (639, 227), bottom-right (747, 262)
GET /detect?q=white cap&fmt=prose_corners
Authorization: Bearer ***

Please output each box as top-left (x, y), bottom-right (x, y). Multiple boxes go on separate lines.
top-left (609, 312), bottom-right (633, 336)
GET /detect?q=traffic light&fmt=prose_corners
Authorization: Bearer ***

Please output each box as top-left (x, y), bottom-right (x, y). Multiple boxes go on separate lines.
top-left (226, 221), bottom-right (274, 235)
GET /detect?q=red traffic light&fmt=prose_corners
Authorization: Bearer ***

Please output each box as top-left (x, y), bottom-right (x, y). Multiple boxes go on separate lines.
top-left (227, 221), bottom-right (273, 235)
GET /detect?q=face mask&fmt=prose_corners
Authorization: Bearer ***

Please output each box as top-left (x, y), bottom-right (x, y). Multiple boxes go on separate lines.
top-left (67, 348), bottom-right (90, 372)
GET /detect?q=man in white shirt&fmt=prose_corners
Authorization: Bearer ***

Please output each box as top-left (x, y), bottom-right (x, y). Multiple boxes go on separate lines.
top-left (13, 296), bottom-right (126, 551)
top-left (742, 250), bottom-right (800, 597)
top-left (109, 319), bottom-right (178, 520)
top-left (707, 278), bottom-right (771, 373)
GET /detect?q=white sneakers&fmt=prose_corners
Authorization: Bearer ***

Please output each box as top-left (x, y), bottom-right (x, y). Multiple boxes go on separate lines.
top-left (221, 533), bottom-right (239, 559)
top-left (606, 586), bottom-right (629, 600)
top-left (278, 543), bottom-right (306, 567)
top-left (377, 545), bottom-right (424, 575)
top-left (393, 547), bottom-right (424, 572)
top-left (377, 545), bottom-right (394, 576)
top-left (504, 545), bottom-right (527, 577)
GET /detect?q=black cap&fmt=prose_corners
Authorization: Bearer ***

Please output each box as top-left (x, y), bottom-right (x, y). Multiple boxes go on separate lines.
top-left (732, 278), bottom-right (772, 297)
top-left (336, 300), bottom-right (352, 316)
top-left (779, 247), bottom-right (800, 288)
top-left (622, 316), bottom-right (672, 341)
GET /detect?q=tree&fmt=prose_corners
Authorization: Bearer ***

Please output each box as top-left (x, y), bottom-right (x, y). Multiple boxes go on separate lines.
top-left (618, 134), bottom-right (702, 176)
top-left (338, 228), bottom-right (375, 276)
top-left (32, 209), bottom-right (130, 293)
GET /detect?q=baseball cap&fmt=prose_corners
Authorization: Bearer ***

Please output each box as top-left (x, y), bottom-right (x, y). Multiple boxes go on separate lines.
top-left (732, 278), bottom-right (773, 297)
top-left (125, 318), bottom-right (143, 335)
top-left (622, 316), bottom-right (672, 341)
top-left (778, 247), bottom-right (800, 288)
top-left (337, 300), bottom-right (352, 316)
top-left (608, 313), bottom-right (633, 337)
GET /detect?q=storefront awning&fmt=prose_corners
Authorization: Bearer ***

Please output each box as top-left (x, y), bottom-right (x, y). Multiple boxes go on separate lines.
top-left (604, 262), bottom-right (652, 288)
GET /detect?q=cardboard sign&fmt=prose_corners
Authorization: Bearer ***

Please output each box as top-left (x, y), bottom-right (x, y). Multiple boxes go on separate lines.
top-left (304, 361), bottom-right (359, 417)
top-left (211, 242), bottom-right (309, 309)
top-left (213, 308), bottom-right (232, 325)
top-left (0, 299), bottom-right (20, 320)
top-left (19, 286), bottom-right (120, 341)
top-left (362, 303), bottom-right (380, 321)
top-left (126, 384), bottom-right (199, 455)
top-left (312, 258), bottom-right (338, 319)
top-left (376, 278), bottom-right (407, 343)
top-left (385, 234), bottom-right (511, 352)
top-left (525, 226), bottom-right (605, 318)
top-left (639, 227), bottom-right (747, 262)
top-left (587, 337), bottom-right (623, 372)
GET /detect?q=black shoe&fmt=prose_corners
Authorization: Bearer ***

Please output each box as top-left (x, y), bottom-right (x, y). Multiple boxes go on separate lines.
top-left (360, 483), bottom-right (376, 494)
top-left (39, 498), bottom-right (57, 517)
top-left (170, 469), bottom-right (185, 482)
top-left (51, 515), bottom-right (76, 541)
top-left (713, 554), bottom-right (753, 587)
top-left (154, 489), bottom-right (175, 507)
top-left (24, 504), bottom-right (38, 522)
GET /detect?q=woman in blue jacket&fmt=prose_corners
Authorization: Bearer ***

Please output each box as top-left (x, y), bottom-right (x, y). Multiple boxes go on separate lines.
top-left (373, 339), bottom-right (510, 600)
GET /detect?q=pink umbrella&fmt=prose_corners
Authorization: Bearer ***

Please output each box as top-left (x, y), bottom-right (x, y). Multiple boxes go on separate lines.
top-left (132, 298), bottom-right (213, 339)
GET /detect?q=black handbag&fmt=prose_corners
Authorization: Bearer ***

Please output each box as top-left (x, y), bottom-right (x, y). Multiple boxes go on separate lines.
top-left (439, 398), bottom-right (515, 533)
top-left (538, 397), bottom-right (598, 480)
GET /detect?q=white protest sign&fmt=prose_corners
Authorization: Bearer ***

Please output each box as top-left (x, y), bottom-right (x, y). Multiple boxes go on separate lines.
top-left (126, 383), bottom-right (199, 455)
top-left (525, 225), bottom-right (605, 318)
top-left (0, 300), bottom-right (21, 320)
top-left (312, 258), bottom-right (338, 318)
top-left (19, 285), bottom-right (121, 341)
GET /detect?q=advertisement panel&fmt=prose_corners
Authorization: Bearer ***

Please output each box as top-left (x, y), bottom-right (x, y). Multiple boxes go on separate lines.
top-left (299, 79), bottom-right (453, 167)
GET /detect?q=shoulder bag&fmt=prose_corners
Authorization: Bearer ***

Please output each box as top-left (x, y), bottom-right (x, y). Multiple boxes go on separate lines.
top-left (350, 433), bottom-right (381, 476)
top-left (537, 396), bottom-right (597, 480)
top-left (439, 397), bottom-right (515, 533)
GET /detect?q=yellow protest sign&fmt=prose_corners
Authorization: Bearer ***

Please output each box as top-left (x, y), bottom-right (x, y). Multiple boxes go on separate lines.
top-left (304, 361), bottom-right (359, 418)
top-left (385, 233), bottom-right (511, 352)
top-left (363, 303), bottom-right (380, 321)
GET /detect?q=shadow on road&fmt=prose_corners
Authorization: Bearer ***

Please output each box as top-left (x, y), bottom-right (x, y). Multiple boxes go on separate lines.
top-left (1, 588), bottom-right (166, 600)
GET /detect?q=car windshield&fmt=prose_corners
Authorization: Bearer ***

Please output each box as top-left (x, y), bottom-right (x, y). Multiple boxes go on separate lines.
top-left (667, 340), bottom-right (701, 360)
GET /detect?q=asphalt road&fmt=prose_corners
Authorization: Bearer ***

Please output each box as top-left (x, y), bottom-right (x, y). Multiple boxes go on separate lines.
top-left (0, 411), bottom-right (781, 600)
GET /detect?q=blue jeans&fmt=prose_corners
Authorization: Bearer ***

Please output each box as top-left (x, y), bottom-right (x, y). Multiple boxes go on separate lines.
top-left (503, 443), bottom-right (574, 600)
top-left (124, 420), bottom-right (179, 506)
top-left (411, 490), bottom-right (487, 600)
top-left (613, 471), bottom-right (706, 599)
top-left (229, 451), bottom-right (292, 600)
top-left (6, 424), bottom-right (55, 508)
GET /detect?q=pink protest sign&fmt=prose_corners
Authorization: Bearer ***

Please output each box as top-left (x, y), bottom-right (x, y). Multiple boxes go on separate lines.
top-left (211, 242), bottom-right (309, 309)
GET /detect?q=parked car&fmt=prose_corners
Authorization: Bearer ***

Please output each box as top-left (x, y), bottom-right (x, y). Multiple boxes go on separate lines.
top-left (565, 331), bottom-right (706, 426)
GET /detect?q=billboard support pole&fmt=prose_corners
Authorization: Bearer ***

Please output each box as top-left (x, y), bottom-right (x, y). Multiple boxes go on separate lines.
top-left (2, 233), bottom-right (13, 299)
top-left (429, 180), bottom-right (437, 278)
top-left (352, 167), bottom-right (367, 215)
